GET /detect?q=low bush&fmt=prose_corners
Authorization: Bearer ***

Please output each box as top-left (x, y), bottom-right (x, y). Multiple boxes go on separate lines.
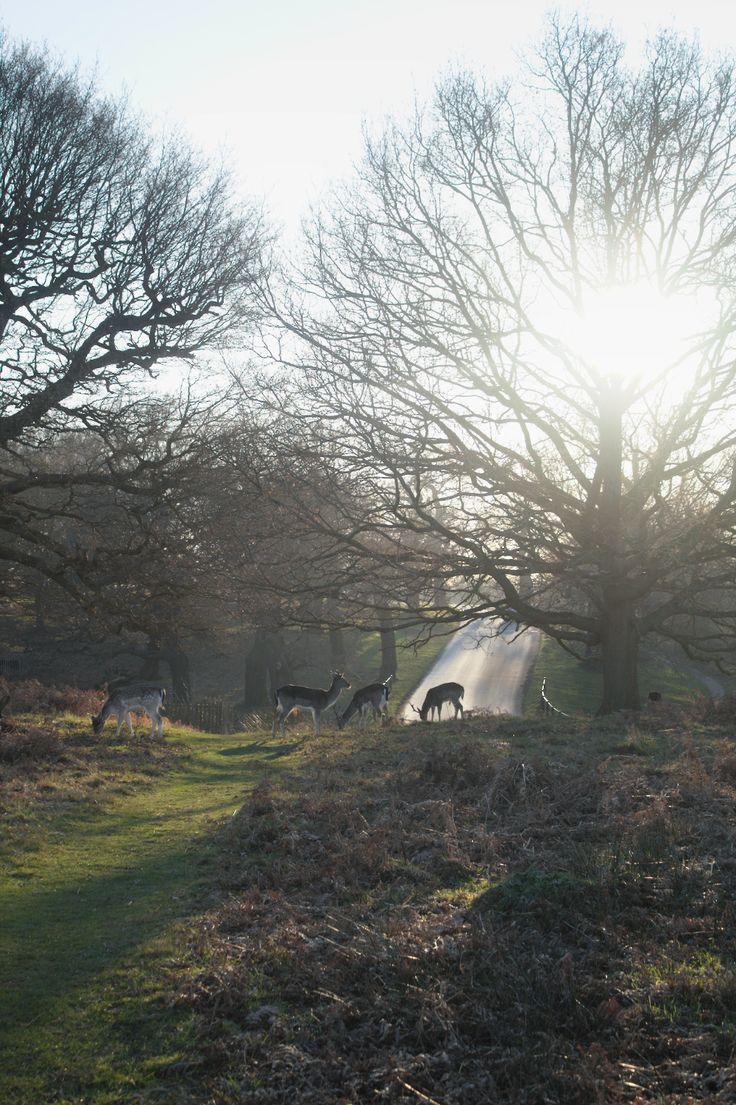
top-left (0, 724), bottom-right (64, 764)
top-left (0, 678), bottom-right (104, 717)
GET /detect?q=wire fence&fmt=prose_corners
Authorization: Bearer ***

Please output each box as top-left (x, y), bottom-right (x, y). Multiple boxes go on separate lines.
top-left (539, 677), bottom-right (570, 718)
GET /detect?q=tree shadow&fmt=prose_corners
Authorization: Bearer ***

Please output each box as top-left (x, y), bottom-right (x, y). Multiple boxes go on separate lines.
top-left (217, 737), bottom-right (307, 759)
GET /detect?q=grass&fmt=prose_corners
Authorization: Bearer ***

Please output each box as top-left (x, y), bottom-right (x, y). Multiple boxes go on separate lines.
top-left (523, 634), bottom-right (714, 715)
top-left (0, 714), bottom-right (297, 1105)
top-left (171, 704), bottom-right (736, 1104)
top-left (5, 689), bottom-right (736, 1102)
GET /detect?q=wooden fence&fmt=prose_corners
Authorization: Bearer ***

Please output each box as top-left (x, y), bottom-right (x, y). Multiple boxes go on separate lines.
top-left (0, 656), bottom-right (23, 677)
top-left (167, 697), bottom-right (236, 734)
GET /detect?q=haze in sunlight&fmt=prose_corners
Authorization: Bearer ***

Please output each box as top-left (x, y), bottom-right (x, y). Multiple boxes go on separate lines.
top-left (565, 283), bottom-right (721, 393)
top-left (6, 0), bottom-right (736, 234)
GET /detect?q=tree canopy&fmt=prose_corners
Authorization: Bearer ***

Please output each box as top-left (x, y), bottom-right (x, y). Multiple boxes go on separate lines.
top-left (254, 14), bottom-right (736, 712)
top-left (0, 34), bottom-right (264, 612)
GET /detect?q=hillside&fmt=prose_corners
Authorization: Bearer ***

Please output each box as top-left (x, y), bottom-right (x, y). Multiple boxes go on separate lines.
top-left (2, 692), bottom-right (736, 1103)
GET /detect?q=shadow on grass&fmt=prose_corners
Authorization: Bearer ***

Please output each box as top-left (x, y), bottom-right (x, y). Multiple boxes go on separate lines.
top-left (0, 823), bottom-right (222, 1067)
top-left (217, 737), bottom-right (305, 758)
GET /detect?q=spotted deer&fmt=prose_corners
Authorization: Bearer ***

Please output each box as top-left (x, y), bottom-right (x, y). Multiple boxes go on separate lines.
top-left (91, 684), bottom-right (166, 739)
top-left (272, 671), bottom-right (351, 736)
top-left (335, 676), bottom-right (392, 730)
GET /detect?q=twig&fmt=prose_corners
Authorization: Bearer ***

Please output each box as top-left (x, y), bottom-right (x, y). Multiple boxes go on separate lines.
top-left (398, 1078), bottom-right (445, 1105)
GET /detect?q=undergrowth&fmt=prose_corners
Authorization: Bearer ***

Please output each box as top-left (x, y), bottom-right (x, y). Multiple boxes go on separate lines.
top-left (172, 712), bottom-right (736, 1104)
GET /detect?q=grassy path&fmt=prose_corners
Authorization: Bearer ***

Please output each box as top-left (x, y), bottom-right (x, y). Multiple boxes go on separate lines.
top-left (0, 725), bottom-right (291, 1105)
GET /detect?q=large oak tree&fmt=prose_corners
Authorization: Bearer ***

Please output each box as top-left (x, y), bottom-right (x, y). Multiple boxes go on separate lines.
top-left (256, 15), bottom-right (736, 713)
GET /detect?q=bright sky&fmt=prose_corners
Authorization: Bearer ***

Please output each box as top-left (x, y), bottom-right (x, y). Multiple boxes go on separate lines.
top-left (2, 0), bottom-right (736, 234)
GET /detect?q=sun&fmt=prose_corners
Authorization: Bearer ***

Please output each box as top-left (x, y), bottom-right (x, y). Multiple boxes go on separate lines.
top-left (564, 282), bottom-right (719, 392)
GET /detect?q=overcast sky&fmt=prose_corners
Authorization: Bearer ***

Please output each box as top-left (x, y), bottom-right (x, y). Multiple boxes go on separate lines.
top-left (3, 1), bottom-right (736, 233)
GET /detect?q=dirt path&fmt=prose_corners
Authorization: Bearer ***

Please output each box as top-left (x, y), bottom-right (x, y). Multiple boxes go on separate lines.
top-left (399, 617), bottom-right (540, 719)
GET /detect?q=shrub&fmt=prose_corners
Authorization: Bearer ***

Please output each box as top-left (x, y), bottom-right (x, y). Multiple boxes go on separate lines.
top-left (3, 679), bottom-right (104, 716)
top-left (0, 725), bottom-right (64, 763)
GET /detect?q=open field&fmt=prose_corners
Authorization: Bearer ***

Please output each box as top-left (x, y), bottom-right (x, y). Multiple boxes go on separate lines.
top-left (3, 691), bottom-right (736, 1103)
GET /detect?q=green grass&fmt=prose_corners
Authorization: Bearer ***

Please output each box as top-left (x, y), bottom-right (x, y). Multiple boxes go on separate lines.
top-left (0, 721), bottom-right (299, 1105)
top-left (523, 634), bottom-right (714, 715)
top-left (7, 680), bottom-right (734, 1102)
top-left (0, 629), bottom-right (448, 1105)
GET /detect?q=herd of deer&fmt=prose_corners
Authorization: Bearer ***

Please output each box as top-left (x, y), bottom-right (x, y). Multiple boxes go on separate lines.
top-left (90, 673), bottom-right (465, 738)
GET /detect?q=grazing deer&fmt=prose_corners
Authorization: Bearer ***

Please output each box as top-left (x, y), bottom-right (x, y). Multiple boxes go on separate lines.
top-left (272, 671), bottom-right (351, 736)
top-left (410, 681), bottom-right (464, 722)
top-left (91, 685), bottom-right (166, 740)
top-left (336, 676), bottom-right (392, 730)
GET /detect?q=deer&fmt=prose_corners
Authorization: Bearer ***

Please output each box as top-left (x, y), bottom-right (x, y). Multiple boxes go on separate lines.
top-left (272, 670), bottom-right (351, 736)
top-left (410, 681), bottom-right (464, 722)
top-left (335, 675), bottom-right (392, 730)
top-left (91, 684), bottom-right (166, 740)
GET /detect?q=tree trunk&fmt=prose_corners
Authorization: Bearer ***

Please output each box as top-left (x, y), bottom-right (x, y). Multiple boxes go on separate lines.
top-left (599, 599), bottom-right (640, 713)
top-left (244, 629), bottom-right (285, 708)
top-left (329, 627), bottom-right (347, 672)
top-left (596, 386), bottom-right (641, 713)
top-left (139, 636), bottom-right (161, 680)
top-left (379, 613), bottom-right (397, 682)
top-left (164, 641), bottom-right (192, 702)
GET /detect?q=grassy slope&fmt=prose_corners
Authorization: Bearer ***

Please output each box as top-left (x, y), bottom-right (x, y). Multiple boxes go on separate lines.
top-left (0, 630), bottom-right (447, 1105)
top-left (523, 634), bottom-right (714, 715)
top-left (0, 722), bottom-right (296, 1105)
top-left (173, 707), bottom-right (736, 1104)
top-left (6, 684), bottom-right (736, 1103)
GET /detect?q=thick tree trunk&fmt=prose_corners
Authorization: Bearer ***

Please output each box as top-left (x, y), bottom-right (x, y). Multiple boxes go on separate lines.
top-left (139, 636), bottom-right (162, 680)
top-left (164, 641), bottom-right (192, 702)
top-left (244, 629), bottom-right (285, 708)
top-left (599, 599), bottom-right (640, 713)
top-left (379, 613), bottom-right (397, 682)
top-left (596, 386), bottom-right (641, 714)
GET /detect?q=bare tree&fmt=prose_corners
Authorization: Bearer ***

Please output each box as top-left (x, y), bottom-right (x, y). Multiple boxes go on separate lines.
top-left (0, 34), bottom-right (264, 606)
top-left (254, 14), bottom-right (736, 713)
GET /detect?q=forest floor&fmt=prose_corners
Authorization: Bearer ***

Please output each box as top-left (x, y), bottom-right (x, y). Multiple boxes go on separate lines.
top-left (2, 691), bottom-right (736, 1103)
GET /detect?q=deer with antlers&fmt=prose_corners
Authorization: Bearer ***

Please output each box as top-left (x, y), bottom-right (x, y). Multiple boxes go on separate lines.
top-left (272, 670), bottom-right (351, 736)
top-left (410, 681), bottom-right (464, 722)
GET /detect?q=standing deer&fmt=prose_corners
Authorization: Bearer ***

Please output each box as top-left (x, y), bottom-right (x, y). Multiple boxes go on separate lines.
top-left (336, 676), bottom-right (392, 730)
top-left (272, 671), bottom-right (351, 736)
top-left (91, 685), bottom-right (166, 739)
top-left (410, 681), bottom-right (464, 722)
